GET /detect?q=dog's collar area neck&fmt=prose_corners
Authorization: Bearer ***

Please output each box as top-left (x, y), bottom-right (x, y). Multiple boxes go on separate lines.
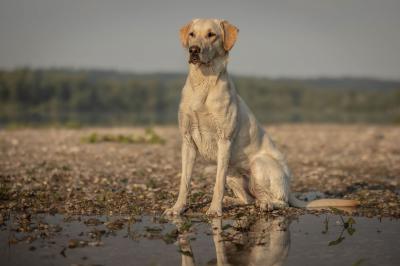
top-left (189, 54), bottom-right (227, 77)
top-left (189, 65), bottom-right (226, 88)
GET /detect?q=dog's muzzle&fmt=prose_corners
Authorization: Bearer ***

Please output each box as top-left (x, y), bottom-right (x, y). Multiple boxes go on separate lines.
top-left (189, 55), bottom-right (200, 64)
top-left (189, 45), bottom-right (201, 64)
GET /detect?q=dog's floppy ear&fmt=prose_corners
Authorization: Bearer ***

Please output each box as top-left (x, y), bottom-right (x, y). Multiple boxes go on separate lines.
top-left (221, 20), bottom-right (239, 52)
top-left (179, 21), bottom-right (192, 48)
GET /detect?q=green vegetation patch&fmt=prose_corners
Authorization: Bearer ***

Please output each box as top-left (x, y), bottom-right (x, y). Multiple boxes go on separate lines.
top-left (82, 128), bottom-right (165, 144)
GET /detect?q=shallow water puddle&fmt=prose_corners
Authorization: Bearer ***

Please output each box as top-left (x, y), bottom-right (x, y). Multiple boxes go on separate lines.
top-left (0, 214), bottom-right (399, 266)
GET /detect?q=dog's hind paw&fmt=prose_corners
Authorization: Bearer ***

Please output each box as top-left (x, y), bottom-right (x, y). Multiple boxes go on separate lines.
top-left (271, 200), bottom-right (289, 209)
top-left (255, 199), bottom-right (274, 212)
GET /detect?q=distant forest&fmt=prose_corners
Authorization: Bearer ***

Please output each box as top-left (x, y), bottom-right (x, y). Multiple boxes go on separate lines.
top-left (0, 68), bottom-right (399, 126)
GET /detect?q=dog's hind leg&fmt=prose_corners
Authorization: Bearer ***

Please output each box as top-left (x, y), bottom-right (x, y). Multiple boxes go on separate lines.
top-left (250, 155), bottom-right (289, 211)
top-left (226, 174), bottom-right (254, 205)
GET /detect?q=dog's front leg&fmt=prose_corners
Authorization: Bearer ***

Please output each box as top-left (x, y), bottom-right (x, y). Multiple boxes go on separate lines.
top-left (164, 136), bottom-right (196, 216)
top-left (206, 138), bottom-right (231, 216)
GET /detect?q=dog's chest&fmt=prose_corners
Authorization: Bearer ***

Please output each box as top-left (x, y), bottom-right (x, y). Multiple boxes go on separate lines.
top-left (188, 111), bottom-right (219, 161)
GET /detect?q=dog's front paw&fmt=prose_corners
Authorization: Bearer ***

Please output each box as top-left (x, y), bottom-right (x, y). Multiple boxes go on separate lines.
top-left (206, 204), bottom-right (222, 217)
top-left (163, 205), bottom-right (187, 216)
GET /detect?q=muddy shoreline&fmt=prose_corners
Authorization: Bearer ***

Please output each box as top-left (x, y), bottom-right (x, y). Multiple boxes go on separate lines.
top-left (1, 125), bottom-right (399, 220)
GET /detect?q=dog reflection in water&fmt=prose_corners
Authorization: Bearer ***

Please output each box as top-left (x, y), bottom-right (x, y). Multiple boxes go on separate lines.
top-left (172, 216), bottom-right (290, 266)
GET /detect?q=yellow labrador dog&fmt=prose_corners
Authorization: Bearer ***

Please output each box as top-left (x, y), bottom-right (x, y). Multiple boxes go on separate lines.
top-left (164, 18), bottom-right (359, 216)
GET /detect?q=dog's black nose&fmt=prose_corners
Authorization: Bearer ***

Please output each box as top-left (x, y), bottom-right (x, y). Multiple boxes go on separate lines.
top-left (189, 45), bottom-right (201, 54)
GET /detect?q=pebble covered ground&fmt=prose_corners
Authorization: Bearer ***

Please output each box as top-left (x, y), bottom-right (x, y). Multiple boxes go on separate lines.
top-left (1, 124), bottom-right (399, 224)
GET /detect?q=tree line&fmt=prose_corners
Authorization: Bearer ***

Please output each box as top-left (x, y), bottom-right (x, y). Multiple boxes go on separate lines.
top-left (0, 68), bottom-right (399, 126)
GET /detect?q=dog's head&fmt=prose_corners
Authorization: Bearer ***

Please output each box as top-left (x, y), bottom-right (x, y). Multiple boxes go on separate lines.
top-left (180, 19), bottom-right (239, 65)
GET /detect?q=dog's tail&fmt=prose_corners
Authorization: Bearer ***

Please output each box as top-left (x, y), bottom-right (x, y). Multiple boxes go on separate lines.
top-left (289, 194), bottom-right (360, 208)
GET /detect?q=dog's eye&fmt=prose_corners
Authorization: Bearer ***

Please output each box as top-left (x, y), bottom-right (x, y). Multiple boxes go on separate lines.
top-left (207, 32), bottom-right (216, 38)
top-left (189, 32), bottom-right (195, 38)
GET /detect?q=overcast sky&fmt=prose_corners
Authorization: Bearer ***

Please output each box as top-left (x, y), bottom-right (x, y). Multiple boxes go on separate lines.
top-left (1, 0), bottom-right (400, 79)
